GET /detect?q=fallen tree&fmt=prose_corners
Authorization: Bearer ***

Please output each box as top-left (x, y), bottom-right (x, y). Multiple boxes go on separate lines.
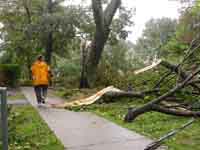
top-left (160, 61), bottom-right (200, 92)
top-left (125, 66), bottom-right (200, 122)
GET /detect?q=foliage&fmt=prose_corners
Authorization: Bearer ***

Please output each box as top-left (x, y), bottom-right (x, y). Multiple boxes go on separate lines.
top-left (108, 6), bottom-right (134, 44)
top-left (133, 17), bottom-right (177, 65)
top-left (0, 64), bottom-right (21, 87)
top-left (53, 54), bottom-right (81, 88)
top-left (162, 0), bottom-right (200, 62)
top-left (0, 0), bottom-right (87, 77)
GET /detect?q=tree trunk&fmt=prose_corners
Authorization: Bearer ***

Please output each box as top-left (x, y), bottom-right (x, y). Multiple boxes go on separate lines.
top-left (80, 0), bottom-right (121, 88)
top-left (45, 0), bottom-right (54, 65)
top-left (45, 31), bottom-right (53, 65)
top-left (80, 40), bottom-right (90, 88)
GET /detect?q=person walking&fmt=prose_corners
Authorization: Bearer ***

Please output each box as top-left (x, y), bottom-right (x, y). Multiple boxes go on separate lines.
top-left (31, 55), bottom-right (51, 106)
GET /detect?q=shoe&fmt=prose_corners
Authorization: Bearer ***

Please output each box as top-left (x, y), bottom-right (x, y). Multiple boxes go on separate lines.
top-left (41, 96), bottom-right (46, 104)
top-left (37, 103), bottom-right (42, 107)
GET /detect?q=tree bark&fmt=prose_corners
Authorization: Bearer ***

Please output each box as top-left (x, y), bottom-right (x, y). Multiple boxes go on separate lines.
top-left (124, 68), bottom-right (200, 122)
top-left (45, 0), bottom-right (54, 65)
top-left (152, 104), bottom-right (200, 117)
top-left (80, 0), bottom-right (121, 88)
top-left (104, 89), bottom-right (159, 99)
top-left (80, 40), bottom-right (90, 88)
top-left (45, 31), bottom-right (53, 65)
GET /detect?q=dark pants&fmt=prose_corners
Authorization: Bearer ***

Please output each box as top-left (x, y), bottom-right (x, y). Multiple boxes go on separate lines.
top-left (34, 85), bottom-right (48, 104)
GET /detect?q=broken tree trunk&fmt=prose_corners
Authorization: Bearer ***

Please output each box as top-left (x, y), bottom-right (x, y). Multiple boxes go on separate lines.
top-left (53, 86), bottom-right (159, 108)
top-left (104, 89), bottom-right (159, 99)
top-left (124, 68), bottom-right (200, 122)
top-left (134, 59), bottom-right (162, 75)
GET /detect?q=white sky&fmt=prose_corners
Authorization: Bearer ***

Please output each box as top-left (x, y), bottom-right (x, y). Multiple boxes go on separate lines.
top-left (126, 0), bottom-right (180, 43)
top-left (63, 0), bottom-right (180, 43)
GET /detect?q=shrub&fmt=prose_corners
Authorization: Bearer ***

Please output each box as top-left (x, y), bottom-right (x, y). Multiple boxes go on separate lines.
top-left (19, 79), bottom-right (32, 86)
top-left (0, 64), bottom-right (21, 87)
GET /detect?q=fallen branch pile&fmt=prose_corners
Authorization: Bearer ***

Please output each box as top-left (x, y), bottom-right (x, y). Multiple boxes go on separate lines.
top-left (125, 65), bottom-right (200, 122)
top-left (124, 38), bottom-right (200, 122)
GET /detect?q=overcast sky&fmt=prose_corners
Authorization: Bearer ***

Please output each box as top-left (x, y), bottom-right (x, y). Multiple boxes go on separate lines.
top-left (126, 0), bottom-right (180, 43)
top-left (64, 0), bottom-right (180, 43)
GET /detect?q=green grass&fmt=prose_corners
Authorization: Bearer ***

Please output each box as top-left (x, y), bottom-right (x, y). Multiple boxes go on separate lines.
top-left (7, 105), bottom-right (65, 150)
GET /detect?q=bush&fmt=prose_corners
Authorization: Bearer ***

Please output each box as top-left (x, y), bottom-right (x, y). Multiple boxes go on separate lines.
top-left (19, 79), bottom-right (32, 86)
top-left (0, 64), bottom-right (21, 87)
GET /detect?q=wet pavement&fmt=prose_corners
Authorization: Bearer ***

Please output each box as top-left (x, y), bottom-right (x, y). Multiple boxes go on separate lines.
top-left (21, 87), bottom-right (164, 150)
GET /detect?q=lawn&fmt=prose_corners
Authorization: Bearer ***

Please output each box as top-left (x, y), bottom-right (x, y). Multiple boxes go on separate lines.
top-left (7, 105), bottom-right (65, 150)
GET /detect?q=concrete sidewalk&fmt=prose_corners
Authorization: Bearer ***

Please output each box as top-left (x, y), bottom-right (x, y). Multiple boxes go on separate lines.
top-left (21, 87), bottom-right (163, 150)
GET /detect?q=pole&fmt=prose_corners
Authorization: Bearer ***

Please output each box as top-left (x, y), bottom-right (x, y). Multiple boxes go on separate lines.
top-left (0, 87), bottom-right (8, 150)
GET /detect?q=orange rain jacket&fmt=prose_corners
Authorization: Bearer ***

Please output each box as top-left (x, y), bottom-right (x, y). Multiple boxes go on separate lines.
top-left (31, 60), bottom-right (50, 86)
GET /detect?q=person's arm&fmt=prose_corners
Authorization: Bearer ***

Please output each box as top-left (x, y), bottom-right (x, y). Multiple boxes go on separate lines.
top-left (47, 65), bottom-right (53, 78)
top-left (31, 65), bottom-right (35, 80)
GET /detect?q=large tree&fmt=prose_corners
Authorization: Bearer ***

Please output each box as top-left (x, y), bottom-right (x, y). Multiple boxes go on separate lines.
top-left (80, 0), bottom-right (122, 88)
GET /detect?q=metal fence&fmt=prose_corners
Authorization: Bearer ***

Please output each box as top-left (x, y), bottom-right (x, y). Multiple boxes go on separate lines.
top-left (0, 87), bottom-right (8, 150)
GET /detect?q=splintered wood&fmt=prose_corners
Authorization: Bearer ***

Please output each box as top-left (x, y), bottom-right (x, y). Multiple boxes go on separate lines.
top-left (134, 59), bottom-right (162, 75)
top-left (53, 86), bottom-right (122, 108)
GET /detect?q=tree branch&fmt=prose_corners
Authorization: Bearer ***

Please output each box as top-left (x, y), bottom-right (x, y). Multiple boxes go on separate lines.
top-left (104, 0), bottom-right (121, 27)
top-left (152, 104), bottom-right (200, 117)
top-left (104, 89), bottom-right (159, 99)
top-left (161, 61), bottom-right (200, 92)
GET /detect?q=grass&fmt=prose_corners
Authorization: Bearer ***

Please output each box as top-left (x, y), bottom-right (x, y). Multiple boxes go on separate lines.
top-left (7, 105), bottom-right (65, 150)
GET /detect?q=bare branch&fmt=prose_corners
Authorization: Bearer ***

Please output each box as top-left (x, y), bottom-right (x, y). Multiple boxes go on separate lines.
top-left (152, 105), bottom-right (200, 117)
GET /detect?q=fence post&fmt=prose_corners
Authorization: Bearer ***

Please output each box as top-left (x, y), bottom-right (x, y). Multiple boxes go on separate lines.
top-left (0, 87), bottom-right (8, 150)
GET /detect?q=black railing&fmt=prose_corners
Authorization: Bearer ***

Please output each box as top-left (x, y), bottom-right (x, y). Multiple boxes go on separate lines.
top-left (0, 87), bottom-right (8, 150)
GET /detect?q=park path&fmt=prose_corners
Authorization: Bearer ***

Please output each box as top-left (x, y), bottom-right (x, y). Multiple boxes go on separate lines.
top-left (21, 87), bottom-right (162, 150)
